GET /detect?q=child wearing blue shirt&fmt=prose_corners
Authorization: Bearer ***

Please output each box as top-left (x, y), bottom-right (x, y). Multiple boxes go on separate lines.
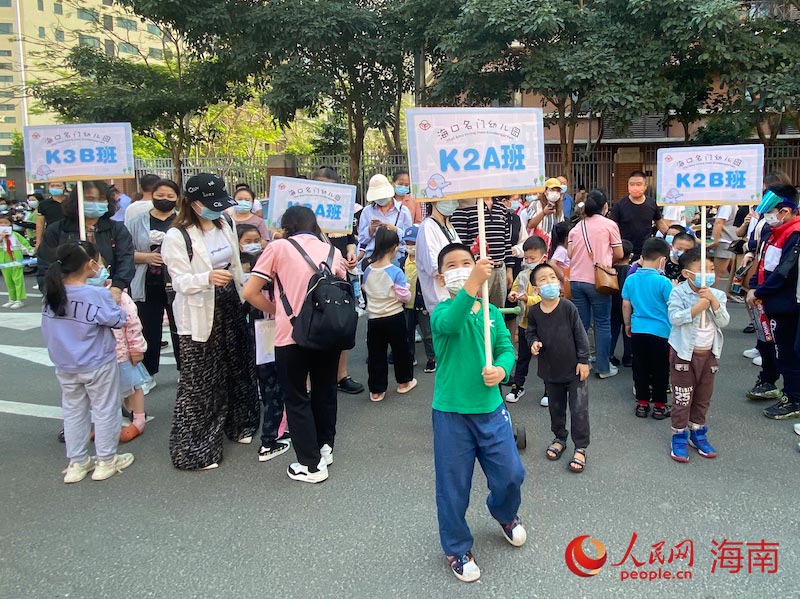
top-left (622, 238), bottom-right (673, 420)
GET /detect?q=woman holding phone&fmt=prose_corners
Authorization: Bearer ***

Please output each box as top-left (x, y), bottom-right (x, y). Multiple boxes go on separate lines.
top-left (526, 177), bottom-right (566, 243)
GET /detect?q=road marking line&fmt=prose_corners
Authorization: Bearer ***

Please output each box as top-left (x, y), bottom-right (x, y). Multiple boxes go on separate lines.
top-left (0, 400), bottom-right (156, 422)
top-left (0, 344), bottom-right (176, 367)
top-left (0, 292), bottom-right (42, 298)
top-left (0, 313), bottom-right (44, 331)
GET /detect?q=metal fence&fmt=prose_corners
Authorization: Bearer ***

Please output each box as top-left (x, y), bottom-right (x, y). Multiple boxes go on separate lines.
top-left (136, 142), bottom-right (800, 199)
top-left (135, 158), bottom-right (271, 197)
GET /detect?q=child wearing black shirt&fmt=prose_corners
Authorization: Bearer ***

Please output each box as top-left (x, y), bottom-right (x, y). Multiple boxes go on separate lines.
top-left (526, 263), bottom-right (591, 473)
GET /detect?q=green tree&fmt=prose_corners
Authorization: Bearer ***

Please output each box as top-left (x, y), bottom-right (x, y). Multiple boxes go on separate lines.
top-left (9, 132), bottom-right (24, 165)
top-left (30, 27), bottom-right (247, 185)
top-left (120, 0), bottom-right (411, 185)
top-left (408, 0), bottom-right (745, 177)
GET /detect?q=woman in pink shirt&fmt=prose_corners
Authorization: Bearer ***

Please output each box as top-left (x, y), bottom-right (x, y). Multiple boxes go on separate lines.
top-left (567, 190), bottom-right (624, 379)
top-left (243, 206), bottom-right (347, 484)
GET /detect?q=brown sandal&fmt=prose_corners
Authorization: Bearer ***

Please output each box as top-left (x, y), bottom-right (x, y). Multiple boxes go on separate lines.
top-left (546, 439), bottom-right (566, 461)
top-left (568, 448), bottom-right (587, 473)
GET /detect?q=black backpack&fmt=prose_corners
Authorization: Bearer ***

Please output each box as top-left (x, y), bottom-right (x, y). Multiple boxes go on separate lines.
top-left (276, 238), bottom-right (357, 352)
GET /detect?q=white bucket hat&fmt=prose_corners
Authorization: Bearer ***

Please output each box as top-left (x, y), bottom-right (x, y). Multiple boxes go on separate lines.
top-left (366, 174), bottom-right (395, 203)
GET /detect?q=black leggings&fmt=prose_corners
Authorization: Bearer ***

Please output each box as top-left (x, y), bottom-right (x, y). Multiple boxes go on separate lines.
top-left (367, 312), bottom-right (414, 393)
top-left (137, 283), bottom-right (180, 375)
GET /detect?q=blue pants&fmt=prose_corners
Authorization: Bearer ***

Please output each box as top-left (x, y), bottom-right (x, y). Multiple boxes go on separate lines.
top-left (570, 281), bottom-right (612, 375)
top-left (433, 405), bottom-right (526, 556)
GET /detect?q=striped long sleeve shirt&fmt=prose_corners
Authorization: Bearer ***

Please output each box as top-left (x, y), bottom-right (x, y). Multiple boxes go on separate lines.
top-left (450, 200), bottom-right (513, 267)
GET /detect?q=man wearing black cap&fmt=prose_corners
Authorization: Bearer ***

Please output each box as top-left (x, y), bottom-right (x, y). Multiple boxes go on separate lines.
top-left (747, 186), bottom-right (800, 421)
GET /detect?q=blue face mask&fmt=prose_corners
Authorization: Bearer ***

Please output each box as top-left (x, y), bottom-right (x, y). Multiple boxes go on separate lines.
top-left (200, 206), bottom-right (223, 220)
top-left (83, 201), bottom-right (108, 218)
top-left (87, 265), bottom-right (110, 287)
top-left (665, 235), bottom-right (674, 245)
top-left (525, 195), bottom-right (536, 203)
top-left (234, 200), bottom-right (252, 213)
top-left (49, 187), bottom-right (64, 197)
top-left (693, 273), bottom-right (715, 288)
top-left (511, 200), bottom-right (521, 211)
top-left (242, 242), bottom-right (261, 254)
top-left (436, 199), bottom-right (459, 217)
top-left (394, 185), bottom-right (410, 196)
top-left (538, 283), bottom-right (560, 300)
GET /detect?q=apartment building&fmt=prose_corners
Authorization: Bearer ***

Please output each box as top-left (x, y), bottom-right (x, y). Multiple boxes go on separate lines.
top-left (0, 0), bottom-right (167, 155)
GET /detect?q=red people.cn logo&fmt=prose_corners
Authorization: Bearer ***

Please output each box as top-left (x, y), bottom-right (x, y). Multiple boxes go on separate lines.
top-left (565, 535), bottom-right (608, 577)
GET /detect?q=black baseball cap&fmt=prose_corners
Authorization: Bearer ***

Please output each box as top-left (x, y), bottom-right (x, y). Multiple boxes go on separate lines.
top-left (185, 173), bottom-right (236, 211)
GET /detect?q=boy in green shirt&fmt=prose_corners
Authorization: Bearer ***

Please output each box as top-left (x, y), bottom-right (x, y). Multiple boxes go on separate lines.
top-left (0, 209), bottom-right (34, 309)
top-left (431, 243), bottom-right (526, 583)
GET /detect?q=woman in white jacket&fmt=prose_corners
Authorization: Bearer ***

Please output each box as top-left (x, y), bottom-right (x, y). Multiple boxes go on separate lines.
top-left (162, 173), bottom-right (260, 471)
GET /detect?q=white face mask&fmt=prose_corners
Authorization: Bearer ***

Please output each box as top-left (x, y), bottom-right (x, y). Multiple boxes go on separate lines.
top-left (764, 212), bottom-right (781, 226)
top-left (545, 191), bottom-right (560, 203)
top-left (374, 197), bottom-right (392, 207)
top-left (0, 225), bottom-right (11, 237)
top-left (443, 267), bottom-right (472, 295)
top-left (407, 246), bottom-right (416, 257)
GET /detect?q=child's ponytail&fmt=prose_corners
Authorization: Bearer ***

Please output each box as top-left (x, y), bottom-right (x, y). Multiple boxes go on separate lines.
top-left (44, 240), bottom-right (98, 316)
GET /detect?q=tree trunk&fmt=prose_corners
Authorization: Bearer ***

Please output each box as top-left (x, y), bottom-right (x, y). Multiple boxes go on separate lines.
top-left (349, 115), bottom-right (366, 188)
top-left (682, 120), bottom-right (691, 142)
top-left (557, 97), bottom-right (570, 182)
top-left (380, 126), bottom-right (397, 155)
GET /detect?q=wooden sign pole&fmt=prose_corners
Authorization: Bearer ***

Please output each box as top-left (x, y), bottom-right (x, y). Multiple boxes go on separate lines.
top-left (476, 197), bottom-right (493, 369)
top-left (76, 181), bottom-right (87, 242)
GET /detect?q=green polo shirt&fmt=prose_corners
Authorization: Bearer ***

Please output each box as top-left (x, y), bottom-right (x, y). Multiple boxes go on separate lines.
top-left (431, 288), bottom-right (515, 414)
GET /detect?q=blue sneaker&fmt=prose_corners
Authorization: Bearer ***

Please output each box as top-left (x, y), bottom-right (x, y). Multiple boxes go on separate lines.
top-left (689, 426), bottom-right (717, 458)
top-left (446, 552), bottom-right (480, 582)
top-left (671, 430), bottom-right (689, 463)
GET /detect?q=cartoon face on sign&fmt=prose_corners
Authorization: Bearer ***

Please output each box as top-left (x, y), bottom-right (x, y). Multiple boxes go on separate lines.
top-left (424, 174), bottom-right (452, 199)
top-left (33, 165), bottom-right (56, 180)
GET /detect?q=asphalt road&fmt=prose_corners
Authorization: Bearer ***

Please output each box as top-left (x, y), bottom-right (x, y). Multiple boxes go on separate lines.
top-left (0, 275), bottom-right (797, 599)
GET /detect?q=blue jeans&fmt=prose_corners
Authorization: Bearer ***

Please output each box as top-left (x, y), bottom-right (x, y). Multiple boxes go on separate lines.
top-left (570, 281), bottom-right (612, 374)
top-left (433, 405), bottom-right (526, 556)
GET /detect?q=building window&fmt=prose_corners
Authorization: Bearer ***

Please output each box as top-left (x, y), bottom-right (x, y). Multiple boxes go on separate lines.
top-left (104, 39), bottom-right (115, 57)
top-left (37, 0), bottom-right (44, 10)
top-left (0, 132), bottom-right (12, 139)
top-left (53, 2), bottom-right (62, 15)
top-left (0, 50), bottom-right (10, 57)
top-left (0, 105), bottom-right (16, 111)
top-left (54, 29), bottom-right (64, 42)
top-left (0, 91), bottom-right (12, 98)
top-left (38, 27), bottom-right (46, 38)
top-left (0, 75), bottom-right (12, 82)
top-left (77, 8), bottom-right (98, 21)
top-left (118, 42), bottom-right (138, 54)
top-left (147, 24), bottom-right (161, 36)
top-left (78, 35), bottom-right (100, 48)
top-left (0, 62), bottom-right (11, 70)
top-left (102, 0), bottom-right (113, 4)
top-left (1, 0), bottom-right (14, 8)
top-left (0, 24), bottom-right (13, 35)
top-left (148, 47), bottom-right (163, 59)
top-left (3, 116), bottom-right (16, 123)
top-left (116, 17), bottom-right (137, 31)
top-left (0, 145), bottom-right (13, 152)
top-left (103, 15), bottom-right (113, 31)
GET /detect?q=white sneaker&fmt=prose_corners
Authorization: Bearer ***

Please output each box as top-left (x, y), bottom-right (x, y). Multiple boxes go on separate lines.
top-left (320, 443), bottom-right (333, 466)
top-left (8, 300), bottom-right (23, 309)
top-left (141, 377), bottom-right (156, 395)
top-left (794, 423), bottom-right (800, 436)
top-left (448, 553), bottom-right (481, 583)
top-left (743, 348), bottom-right (760, 359)
top-left (597, 365), bottom-right (619, 379)
top-left (540, 395), bottom-right (549, 407)
top-left (1, 301), bottom-right (13, 308)
top-left (62, 457), bottom-right (94, 484)
top-left (501, 518), bottom-right (527, 547)
top-left (91, 453), bottom-right (134, 481)
top-left (237, 436), bottom-right (253, 445)
top-left (287, 460), bottom-right (328, 483)
top-left (415, 330), bottom-right (422, 343)
top-left (753, 356), bottom-right (763, 367)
